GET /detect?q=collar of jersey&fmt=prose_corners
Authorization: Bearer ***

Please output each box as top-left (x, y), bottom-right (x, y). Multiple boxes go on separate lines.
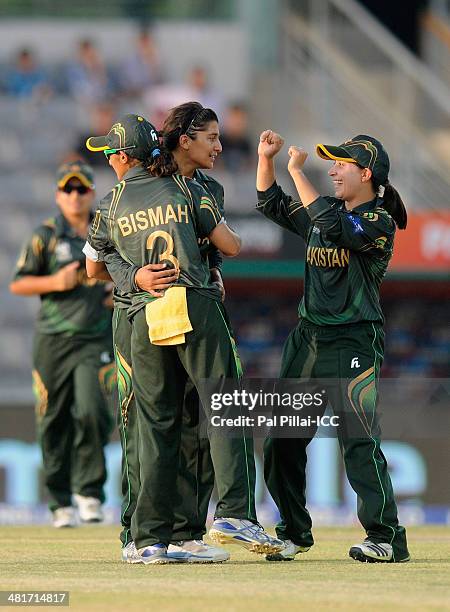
top-left (342, 197), bottom-right (378, 214)
top-left (124, 165), bottom-right (149, 181)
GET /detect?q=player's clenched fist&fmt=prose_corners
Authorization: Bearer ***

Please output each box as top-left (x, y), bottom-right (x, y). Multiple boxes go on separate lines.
top-left (53, 261), bottom-right (80, 291)
top-left (287, 146), bottom-right (308, 173)
top-left (258, 130), bottom-right (285, 159)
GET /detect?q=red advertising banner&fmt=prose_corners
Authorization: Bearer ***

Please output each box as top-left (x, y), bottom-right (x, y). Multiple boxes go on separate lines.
top-left (391, 213), bottom-right (450, 270)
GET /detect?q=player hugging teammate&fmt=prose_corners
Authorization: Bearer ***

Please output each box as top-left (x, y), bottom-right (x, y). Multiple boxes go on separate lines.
top-left (83, 106), bottom-right (284, 564)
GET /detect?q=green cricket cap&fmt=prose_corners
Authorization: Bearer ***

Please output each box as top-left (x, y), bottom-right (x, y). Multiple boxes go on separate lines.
top-left (56, 160), bottom-right (95, 189)
top-left (316, 134), bottom-right (390, 184)
top-left (85, 113), bottom-right (161, 161)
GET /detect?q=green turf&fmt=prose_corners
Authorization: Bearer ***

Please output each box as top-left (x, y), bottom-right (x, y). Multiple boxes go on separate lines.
top-left (1, 526), bottom-right (449, 611)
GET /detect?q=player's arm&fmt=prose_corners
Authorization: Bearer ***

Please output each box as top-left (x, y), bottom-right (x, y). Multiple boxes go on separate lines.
top-left (84, 243), bottom-right (179, 297)
top-left (208, 221), bottom-right (241, 257)
top-left (105, 248), bottom-right (179, 298)
top-left (207, 250), bottom-right (225, 300)
top-left (85, 258), bottom-right (112, 281)
top-left (287, 146), bottom-right (395, 255)
top-left (202, 181), bottom-right (225, 298)
top-left (10, 265), bottom-right (80, 295)
top-left (191, 182), bottom-right (241, 257)
top-left (84, 201), bottom-right (137, 287)
top-left (10, 228), bottom-right (80, 295)
top-left (256, 131), bottom-right (311, 238)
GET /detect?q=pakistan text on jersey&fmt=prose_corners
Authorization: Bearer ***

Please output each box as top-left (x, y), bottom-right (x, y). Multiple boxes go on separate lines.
top-left (306, 246), bottom-right (350, 268)
top-left (117, 204), bottom-right (189, 237)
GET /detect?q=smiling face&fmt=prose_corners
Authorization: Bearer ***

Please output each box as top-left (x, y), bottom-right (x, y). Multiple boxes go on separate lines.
top-left (328, 160), bottom-right (373, 205)
top-left (186, 120), bottom-right (222, 170)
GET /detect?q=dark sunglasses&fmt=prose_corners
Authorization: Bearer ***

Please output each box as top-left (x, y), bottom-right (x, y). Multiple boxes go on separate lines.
top-left (103, 145), bottom-right (136, 159)
top-left (61, 185), bottom-right (91, 195)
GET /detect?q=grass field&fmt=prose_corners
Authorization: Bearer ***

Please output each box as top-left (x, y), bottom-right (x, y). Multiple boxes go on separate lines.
top-left (1, 526), bottom-right (450, 611)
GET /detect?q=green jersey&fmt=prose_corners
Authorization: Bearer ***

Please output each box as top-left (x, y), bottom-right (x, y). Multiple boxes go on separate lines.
top-left (257, 182), bottom-right (395, 325)
top-left (85, 169), bottom-right (225, 306)
top-left (13, 213), bottom-right (111, 337)
top-left (85, 166), bottom-right (223, 317)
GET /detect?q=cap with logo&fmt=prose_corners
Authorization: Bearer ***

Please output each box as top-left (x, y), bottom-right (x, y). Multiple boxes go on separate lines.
top-left (56, 160), bottom-right (95, 189)
top-left (85, 113), bottom-right (160, 161)
top-left (316, 135), bottom-right (390, 184)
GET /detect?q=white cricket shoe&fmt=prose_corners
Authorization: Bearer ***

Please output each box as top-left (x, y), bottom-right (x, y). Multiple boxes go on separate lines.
top-left (52, 506), bottom-right (77, 528)
top-left (209, 518), bottom-right (285, 555)
top-left (349, 539), bottom-right (394, 563)
top-left (121, 541), bottom-right (143, 564)
top-left (167, 539), bottom-right (230, 563)
top-left (73, 494), bottom-right (104, 523)
top-left (138, 543), bottom-right (175, 565)
top-left (266, 539), bottom-right (310, 561)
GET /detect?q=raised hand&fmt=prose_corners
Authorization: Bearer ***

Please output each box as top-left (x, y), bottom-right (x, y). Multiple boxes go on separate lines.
top-left (258, 130), bottom-right (285, 159)
top-left (287, 146), bottom-right (308, 173)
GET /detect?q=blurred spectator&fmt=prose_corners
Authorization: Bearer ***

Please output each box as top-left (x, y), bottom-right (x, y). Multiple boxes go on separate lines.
top-left (66, 39), bottom-right (115, 104)
top-left (143, 65), bottom-right (224, 130)
top-left (218, 102), bottom-right (253, 172)
top-left (119, 28), bottom-right (163, 99)
top-left (144, 80), bottom-right (194, 129)
top-left (66, 102), bottom-right (117, 167)
top-left (186, 65), bottom-right (224, 118)
top-left (5, 48), bottom-right (51, 100)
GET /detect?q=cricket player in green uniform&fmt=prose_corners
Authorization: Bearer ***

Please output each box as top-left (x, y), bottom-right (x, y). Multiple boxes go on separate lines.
top-left (84, 113), bottom-right (283, 564)
top-left (256, 130), bottom-right (410, 563)
top-left (10, 161), bottom-right (114, 528)
top-left (86, 103), bottom-right (227, 563)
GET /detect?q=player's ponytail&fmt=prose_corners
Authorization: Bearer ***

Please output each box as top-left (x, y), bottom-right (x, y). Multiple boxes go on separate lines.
top-left (373, 178), bottom-right (408, 230)
top-left (380, 183), bottom-right (407, 230)
top-left (145, 149), bottom-right (178, 178)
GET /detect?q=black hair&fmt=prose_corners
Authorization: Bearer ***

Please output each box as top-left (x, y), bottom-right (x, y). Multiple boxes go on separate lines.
top-left (147, 101), bottom-right (218, 178)
top-left (372, 177), bottom-right (408, 230)
top-left (145, 149), bottom-right (176, 178)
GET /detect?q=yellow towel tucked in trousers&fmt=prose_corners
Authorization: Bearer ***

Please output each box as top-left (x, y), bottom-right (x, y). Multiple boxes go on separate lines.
top-left (145, 286), bottom-right (193, 345)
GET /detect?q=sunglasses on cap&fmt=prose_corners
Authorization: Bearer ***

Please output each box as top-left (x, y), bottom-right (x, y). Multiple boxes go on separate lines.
top-left (60, 184), bottom-right (91, 195)
top-left (103, 145), bottom-right (136, 159)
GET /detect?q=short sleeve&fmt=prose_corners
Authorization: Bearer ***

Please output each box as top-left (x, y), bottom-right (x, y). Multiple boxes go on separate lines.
top-left (86, 196), bottom-right (112, 259)
top-left (188, 180), bottom-right (223, 238)
top-left (13, 227), bottom-right (50, 280)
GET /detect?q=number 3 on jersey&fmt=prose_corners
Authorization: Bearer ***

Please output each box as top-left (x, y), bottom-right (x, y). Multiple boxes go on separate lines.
top-left (146, 230), bottom-right (180, 270)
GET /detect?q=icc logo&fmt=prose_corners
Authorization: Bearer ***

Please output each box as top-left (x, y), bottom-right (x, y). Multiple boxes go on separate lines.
top-left (350, 357), bottom-right (360, 369)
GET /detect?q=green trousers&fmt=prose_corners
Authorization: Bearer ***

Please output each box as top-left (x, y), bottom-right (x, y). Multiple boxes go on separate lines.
top-left (32, 332), bottom-right (114, 511)
top-left (130, 291), bottom-right (257, 548)
top-left (113, 307), bottom-right (215, 546)
top-left (264, 319), bottom-right (409, 562)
